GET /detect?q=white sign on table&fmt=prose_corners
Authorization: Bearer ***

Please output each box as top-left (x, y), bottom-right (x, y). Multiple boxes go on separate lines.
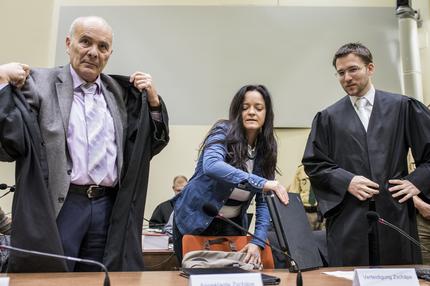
top-left (0, 277), bottom-right (8, 286)
top-left (189, 273), bottom-right (263, 286)
top-left (352, 268), bottom-right (419, 286)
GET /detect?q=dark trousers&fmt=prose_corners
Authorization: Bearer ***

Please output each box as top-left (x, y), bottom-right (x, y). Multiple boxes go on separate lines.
top-left (56, 191), bottom-right (114, 271)
top-left (173, 215), bottom-right (243, 264)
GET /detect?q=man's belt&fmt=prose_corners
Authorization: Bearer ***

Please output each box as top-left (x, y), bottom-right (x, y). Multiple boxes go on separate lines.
top-left (304, 205), bottom-right (318, 213)
top-left (69, 184), bottom-right (115, 199)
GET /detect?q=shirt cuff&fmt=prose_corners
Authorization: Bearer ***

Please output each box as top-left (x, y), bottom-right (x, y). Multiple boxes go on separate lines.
top-left (248, 174), bottom-right (266, 189)
top-left (150, 111), bottom-right (162, 122)
top-left (0, 83), bottom-right (8, 91)
top-left (237, 174), bottom-right (267, 192)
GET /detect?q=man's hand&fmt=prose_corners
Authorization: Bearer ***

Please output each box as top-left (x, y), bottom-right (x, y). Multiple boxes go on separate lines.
top-left (348, 176), bottom-right (379, 201)
top-left (389, 179), bottom-right (420, 203)
top-left (239, 243), bottom-right (261, 268)
top-left (0, 63), bottom-right (30, 88)
top-left (263, 180), bottom-right (289, 205)
top-left (129, 71), bottom-right (160, 107)
top-left (413, 196), bottom-right (430, 220)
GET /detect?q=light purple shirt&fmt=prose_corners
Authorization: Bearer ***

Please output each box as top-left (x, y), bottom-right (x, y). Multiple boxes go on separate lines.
top-left (68, 67), bottom-right (117, 186)
top-left (0, 70), bottom-right (162, 186)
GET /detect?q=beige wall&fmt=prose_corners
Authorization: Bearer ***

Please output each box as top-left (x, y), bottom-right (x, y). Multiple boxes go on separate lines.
top-left (417, 0), bottom-right (430, 104)
top-left (0, 0), bottom-right (56, 212)
top-left (0, 0), bottom-right (55, 66)
top-left (0, 0), bottom-right (428, 220)
top-left (59, 0), bottom-right (393, 6)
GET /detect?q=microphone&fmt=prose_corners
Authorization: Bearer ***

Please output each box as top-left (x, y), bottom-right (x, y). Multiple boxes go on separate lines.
top-left (366, 211), bottom-right (380, 222)
top-left (0, 244), bottom-right (110, 286)
top-left (202, 203), bottom-right (303, 286)
top-left (366, 209), bottom-right (380, 266)
top-left (366, 211), bottom-right (430, 253)
top-left (0, 184), bottom-right (14, 190)
top-left (0, 184), bottom-right (15, 200)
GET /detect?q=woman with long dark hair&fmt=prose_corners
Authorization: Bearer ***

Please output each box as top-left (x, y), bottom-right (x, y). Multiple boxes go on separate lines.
top-left (173, 84), bottom-right (288, 266)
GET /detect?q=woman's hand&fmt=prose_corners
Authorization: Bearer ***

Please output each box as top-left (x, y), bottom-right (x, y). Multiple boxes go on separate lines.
top-left (239, 243), bottom-right (261, 267)
top-left (263, 180), bottom-right (289, 205)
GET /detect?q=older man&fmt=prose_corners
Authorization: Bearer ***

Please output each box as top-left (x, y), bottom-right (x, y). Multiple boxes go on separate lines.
top-left (303, 42), bottom-right (430, 266)
top-left (0, 16), bottom-right (169, 272)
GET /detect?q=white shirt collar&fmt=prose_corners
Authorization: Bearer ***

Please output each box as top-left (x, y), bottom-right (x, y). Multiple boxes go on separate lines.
top-left (69, 65), bottom-right (101, 94)
top-left (349, 84), bottom-right (375, 107)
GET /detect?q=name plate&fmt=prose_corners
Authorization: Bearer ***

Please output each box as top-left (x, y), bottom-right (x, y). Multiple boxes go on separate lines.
top-left (353, 268), bottom-right (419, 286)
top-left (189, 273), bottom-right (263, 286)
top-left (0, 277), bottom-right (9, 286)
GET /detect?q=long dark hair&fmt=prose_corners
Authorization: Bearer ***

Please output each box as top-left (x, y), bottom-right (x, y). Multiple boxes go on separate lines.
top-left (199, 84), bottom-right (278, 179)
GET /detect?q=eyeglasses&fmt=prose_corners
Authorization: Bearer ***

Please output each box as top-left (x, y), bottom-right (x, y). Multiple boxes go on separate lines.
top-left (334, 65), bottom-right (366, 79)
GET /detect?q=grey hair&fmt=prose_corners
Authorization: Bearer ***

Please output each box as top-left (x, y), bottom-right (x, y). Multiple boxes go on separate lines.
top-left (68, 16), bottom-right (114, 40)
top-left (173, 175), bottom-right (188, 185)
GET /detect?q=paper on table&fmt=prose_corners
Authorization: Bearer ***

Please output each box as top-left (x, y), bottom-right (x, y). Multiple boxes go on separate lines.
top-left (142, 232), bottom-right (170, 250)
top-left (0, 277), bottom-right (9, 286)
top-left (322, 271), bottom-right (355, 280)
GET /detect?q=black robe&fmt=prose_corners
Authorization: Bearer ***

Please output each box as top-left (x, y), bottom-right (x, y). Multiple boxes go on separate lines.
top-left (0, 85), bottom-right (68, 272)
top-left (0, 76), bottom-right (169, 272)
top-left (149, 199), bottom-right (174, 228)
top-left (103, 75), bottom-right (169, 271)
top-left (302, 90), bottom-right (430, 266)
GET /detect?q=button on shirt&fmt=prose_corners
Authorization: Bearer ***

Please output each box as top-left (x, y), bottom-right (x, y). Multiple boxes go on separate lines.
top-left (67, 67), bottom-right (117, 186)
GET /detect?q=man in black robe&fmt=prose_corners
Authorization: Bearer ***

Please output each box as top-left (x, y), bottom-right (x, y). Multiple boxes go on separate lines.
top-left (302, 42), bottom-right (430, 266)
top-left (149, 175), bottom-right (187, 228)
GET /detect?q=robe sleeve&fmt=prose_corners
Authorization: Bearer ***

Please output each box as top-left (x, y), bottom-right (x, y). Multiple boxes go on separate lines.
top-left (404, 98), bottom-right (430, 197)
top-left (0, 85), bottom-right (27, 159)
top-left (302, 111), bottom-right (355, 216)
top-left (149, 96), bottom-right (169, 157)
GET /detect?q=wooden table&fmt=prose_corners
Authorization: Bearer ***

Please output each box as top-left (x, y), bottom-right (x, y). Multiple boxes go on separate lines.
top-left (5, 268), bottom-right (430, 286)
top-left (143, 249), bottom-right (179, 271)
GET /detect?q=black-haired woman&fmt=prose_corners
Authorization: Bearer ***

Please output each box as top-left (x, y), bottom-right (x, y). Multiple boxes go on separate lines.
top-left (173, 84), bottom-right (289, 267)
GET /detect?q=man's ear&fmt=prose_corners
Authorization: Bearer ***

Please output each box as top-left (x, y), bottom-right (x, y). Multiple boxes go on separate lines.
top-left (65, 36), bottom-right (71, 55)
top-left (367, 62), bottom-right (375, 76)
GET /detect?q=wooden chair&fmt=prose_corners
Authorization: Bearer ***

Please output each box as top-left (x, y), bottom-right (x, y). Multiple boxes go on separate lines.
top-left (182, 234), bottom-right (275, 269)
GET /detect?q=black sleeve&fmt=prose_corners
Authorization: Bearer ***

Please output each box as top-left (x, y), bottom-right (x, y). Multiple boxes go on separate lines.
top-left (404, 98), bottom-right (430, 197)
top-left (302, 111), bottom-right (354, 216)
top-left (149, 204), bottom-right (164, 227)
top-left (0, 85), bottom-right (27, 159)
top-left (150, 96), bottom-right (169, 158)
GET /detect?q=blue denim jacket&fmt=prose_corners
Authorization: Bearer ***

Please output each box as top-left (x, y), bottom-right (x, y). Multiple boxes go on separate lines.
top-left (173, 123), bottom-right (271, 248)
